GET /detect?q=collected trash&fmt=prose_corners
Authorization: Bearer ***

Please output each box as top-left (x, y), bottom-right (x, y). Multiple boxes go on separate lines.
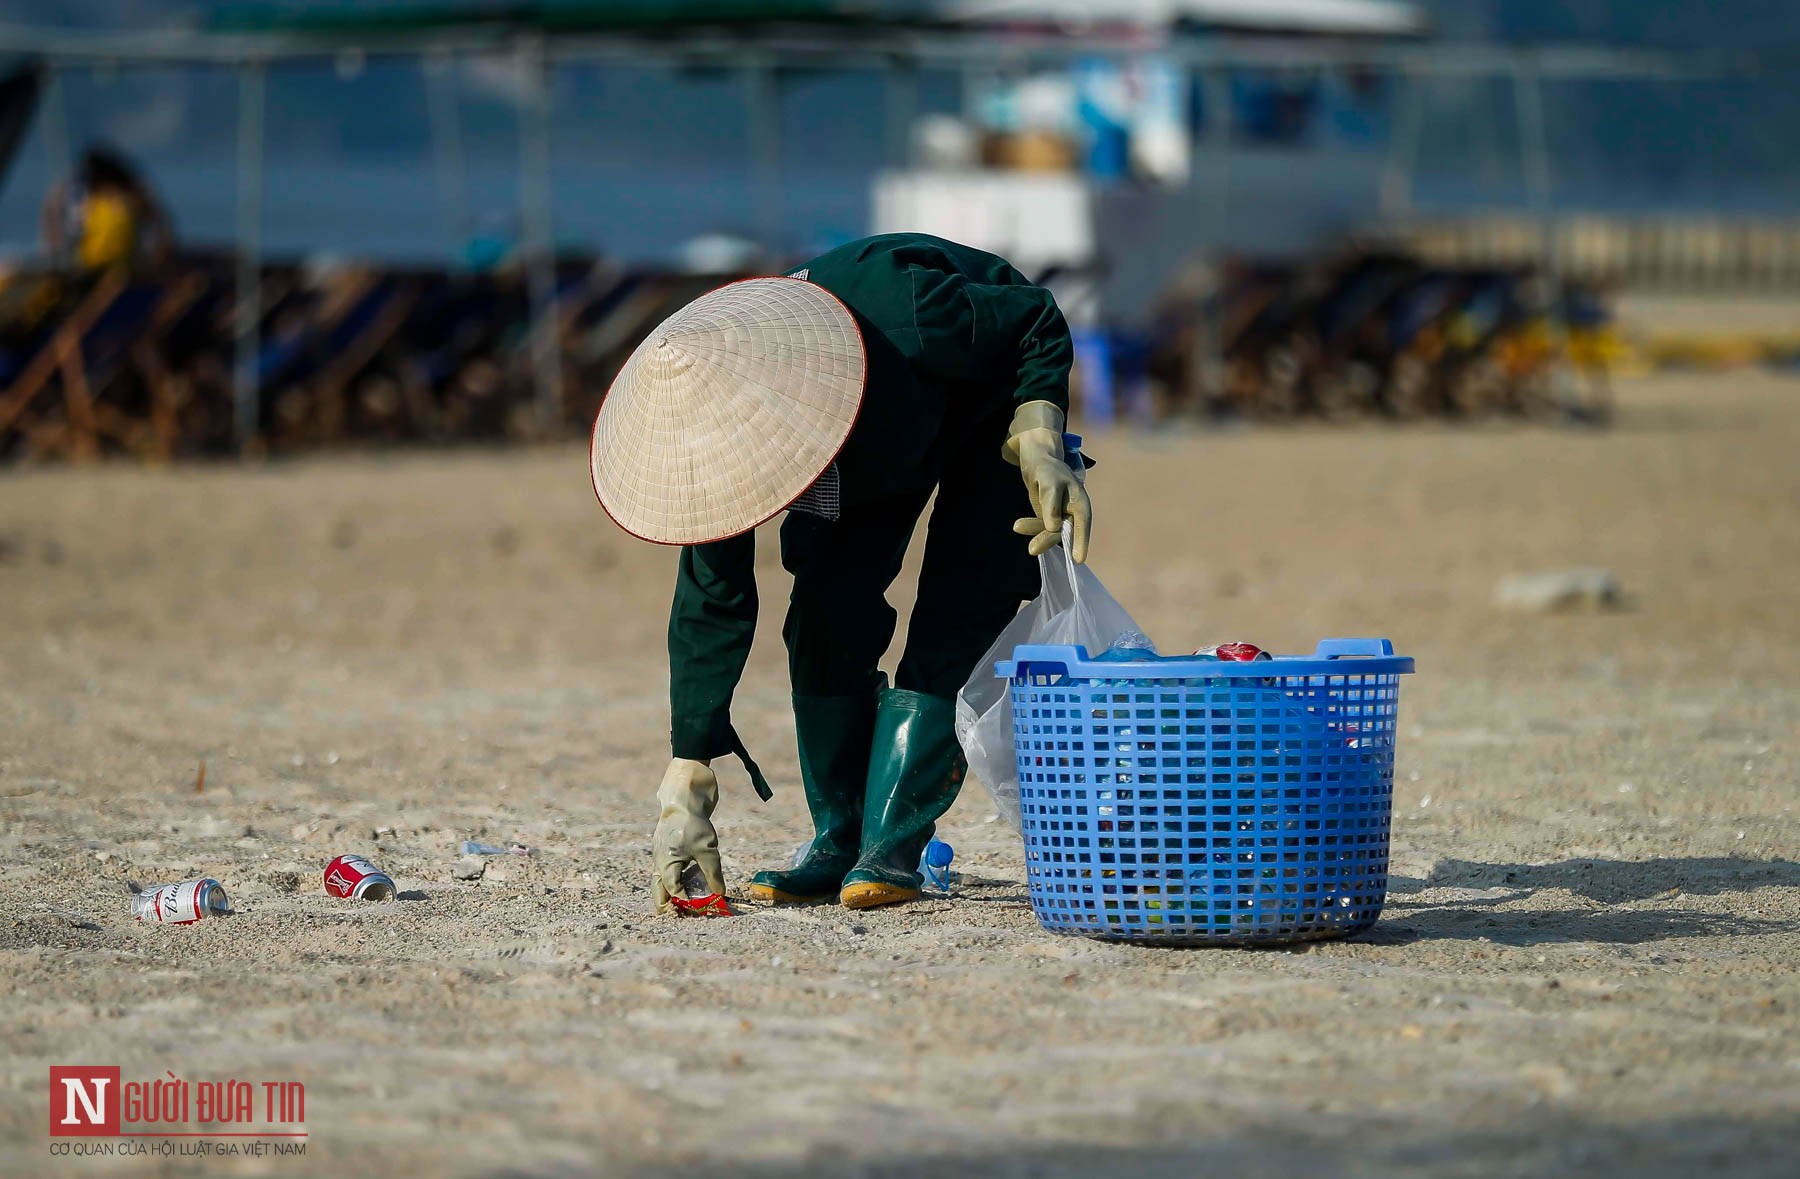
top-left (1093, 629), bottom-right (1159, 661)
top-left (1196, 642), bottom-right (1271, 661)
top-left (1095, 637), bottom-right (1279, 691)
top-left (1493, 568), bottom-right (1623, 613)
top-left (459, 840), bottom-right (534, 856)
top-left (956, 520), bottom-right (1144, 828)
top-left (323, 854), bottom-right (396, 901)
top-left (669, 863), bottom-right (732, 917)
top-left (1101, 638), bottom-right (1276, 664)
top-left (132, 878), bottom-right (231, 924)
top-left (1191, 641), bottom-right (1275, 685)
top-left (997, 638), bottom-right (1416, 945)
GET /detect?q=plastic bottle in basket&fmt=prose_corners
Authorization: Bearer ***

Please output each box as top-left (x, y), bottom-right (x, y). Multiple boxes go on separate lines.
top-left (132, 878), bottom-right (231, 924)
top-left (1094, 629), bottom-right (1159, 661)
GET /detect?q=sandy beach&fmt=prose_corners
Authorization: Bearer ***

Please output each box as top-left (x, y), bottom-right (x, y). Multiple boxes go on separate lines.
top-left (2, 371), bottom-right (1796, 1176)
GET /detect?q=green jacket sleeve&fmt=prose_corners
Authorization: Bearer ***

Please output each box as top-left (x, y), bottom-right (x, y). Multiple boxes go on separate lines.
top-left (967, 281), bottom-right (1073, 414)
top-left (668, 532), bottom-right (758, 762)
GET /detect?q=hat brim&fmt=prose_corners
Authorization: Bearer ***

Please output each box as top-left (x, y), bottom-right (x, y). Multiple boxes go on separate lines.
top-left (589, 276), bottom-right (867, 546)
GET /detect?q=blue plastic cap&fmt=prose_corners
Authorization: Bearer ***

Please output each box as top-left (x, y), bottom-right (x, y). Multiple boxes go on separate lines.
top-left (924, 839), bottom-right (954, 868)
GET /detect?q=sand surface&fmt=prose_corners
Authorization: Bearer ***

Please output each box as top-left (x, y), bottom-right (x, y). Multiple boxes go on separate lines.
top-left (2, 373), bottom-right (1796, 1176)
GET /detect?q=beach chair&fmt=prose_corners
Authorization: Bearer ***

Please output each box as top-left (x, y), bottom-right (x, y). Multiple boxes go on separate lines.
top-left (257, 268), bottom-right (419, 448)
top-left (309, 274), bottom-right (420, 442)
top-left (0, 271), bottom-right (198, 460)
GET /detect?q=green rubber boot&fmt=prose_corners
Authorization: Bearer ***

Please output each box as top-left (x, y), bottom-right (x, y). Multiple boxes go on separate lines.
top-left (747, 690), bottom-right (879, 904)
top-left (839, 689), bottom-right (966, 910)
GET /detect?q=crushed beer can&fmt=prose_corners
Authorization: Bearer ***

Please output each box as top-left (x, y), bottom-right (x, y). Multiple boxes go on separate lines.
top-left (323, 854), bottom-right (397, 901)
top-left (669, 893), bottom-right (732, 917)
top-left (1195, 642), bottom-right (1271, 661)
top-left (132, 878), bottom-right (231, 924)
top-left (669, 862), bottom-right (732, 917)
top-left (1194, 642), bottom-right (1274, 688)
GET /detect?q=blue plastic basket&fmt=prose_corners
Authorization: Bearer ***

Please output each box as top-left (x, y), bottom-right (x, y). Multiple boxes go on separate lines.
top-left (996, 638), bottom-right (1415, 946)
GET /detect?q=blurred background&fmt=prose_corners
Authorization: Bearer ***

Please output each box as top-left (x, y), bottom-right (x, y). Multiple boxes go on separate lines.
top-left (4, 14), bottom-right (1799, 1166)
top-left (0, 0), bottom-right (1796, 459)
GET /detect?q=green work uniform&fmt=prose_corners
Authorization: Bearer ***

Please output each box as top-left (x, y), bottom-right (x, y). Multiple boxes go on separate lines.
top-left (666, 233), bottom-right (1073, 783)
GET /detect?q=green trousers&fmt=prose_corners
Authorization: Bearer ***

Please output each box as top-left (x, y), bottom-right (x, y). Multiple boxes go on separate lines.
top-left (779, 404), bottom-right (1041, 700)
top-left (750, 403), bottom-right (1039, 901)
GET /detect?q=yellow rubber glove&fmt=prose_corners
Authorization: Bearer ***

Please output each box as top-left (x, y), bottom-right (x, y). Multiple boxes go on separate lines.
top-left (652, 758), bottom-right (727, 912)
top-left (1002, 400), bottom-right (1091, 564)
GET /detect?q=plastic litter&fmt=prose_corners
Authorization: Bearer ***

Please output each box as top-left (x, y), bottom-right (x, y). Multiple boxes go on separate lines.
top-left (920, 839), bottom-right (955, 893)
top-left (459, 840), bottom-right (533, 856)
top-left (955, 520), bottom-right (1145, 829)
top-left (1493, 568), bottom-right (1622, 612)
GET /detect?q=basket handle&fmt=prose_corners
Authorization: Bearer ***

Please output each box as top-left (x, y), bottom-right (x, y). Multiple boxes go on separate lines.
top-left (996, 643), bottom-right (1088, 679)
top-left (1314, 637), bottom-right (1395, 659)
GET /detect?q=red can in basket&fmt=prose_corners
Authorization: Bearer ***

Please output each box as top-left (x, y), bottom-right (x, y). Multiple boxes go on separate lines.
top-left (324, 855), bottom-right (397, 901)
top-left (1196, 642), bottom-right (1271, 662)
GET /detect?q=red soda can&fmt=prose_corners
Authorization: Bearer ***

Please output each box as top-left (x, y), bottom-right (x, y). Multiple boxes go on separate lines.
top-left (1196, 642), bottom-right (1271, 662)
top-left (132, 878), bottom-right (231, 924)
top-left (323, 854), bottom-right (397, 901)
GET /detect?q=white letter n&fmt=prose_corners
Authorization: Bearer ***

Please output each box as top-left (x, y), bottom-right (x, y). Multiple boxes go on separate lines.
top-left (60, 1078), bottom-right (109, 1125)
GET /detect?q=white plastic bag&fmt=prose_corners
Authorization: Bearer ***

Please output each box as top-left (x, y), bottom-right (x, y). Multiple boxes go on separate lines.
top-left (954, 523), bottom-right (1145, 830)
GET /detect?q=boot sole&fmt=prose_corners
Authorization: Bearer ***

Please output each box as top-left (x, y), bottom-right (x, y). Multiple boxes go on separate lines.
top-left (838, 881), bottom-right (921, 909)
top-left (746, 883), bottom-right (836, 905)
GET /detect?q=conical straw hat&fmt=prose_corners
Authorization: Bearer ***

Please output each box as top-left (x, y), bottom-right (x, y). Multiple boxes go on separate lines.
top-left (590, 277), bottom-right (866, 544)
